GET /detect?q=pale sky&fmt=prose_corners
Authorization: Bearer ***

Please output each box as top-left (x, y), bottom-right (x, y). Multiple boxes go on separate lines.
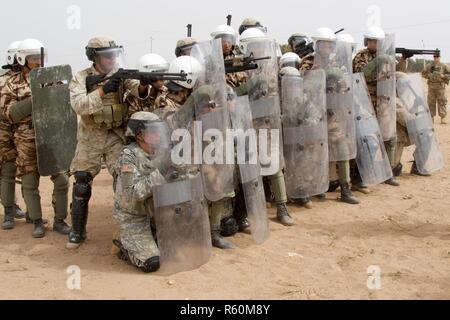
top-left (1, 0), bottom-right (449, 71)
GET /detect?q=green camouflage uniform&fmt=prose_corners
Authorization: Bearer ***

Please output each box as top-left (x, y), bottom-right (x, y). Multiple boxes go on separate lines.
top-left (422, 62), bottom-right (450, 119)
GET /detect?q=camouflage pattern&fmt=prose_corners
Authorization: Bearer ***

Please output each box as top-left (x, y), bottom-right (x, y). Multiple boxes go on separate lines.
top-left (224, 54), bottom-right (248, 88)
top-left (125, 85), bottom-right (167, 120)
top-left (1, 71), bottom-right (37, 177)
top-left (353, 48), bottom-right (377, 108)
top-left (422, 62), bottom-right (450, 118)
top-left (0, 70), bottom-right (18, 166)
top-left (113, 142), bottom-right (168, 267)
top-left (153, 91), bottom-right (184, 121)
top-left (394, 98), bottom-right (412, 167)
top-left (69, 65), bottom-right (141, 177)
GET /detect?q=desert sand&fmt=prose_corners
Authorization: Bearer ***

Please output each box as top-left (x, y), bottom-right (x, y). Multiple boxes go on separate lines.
top-left (0, 86), bottom-right (449, 301)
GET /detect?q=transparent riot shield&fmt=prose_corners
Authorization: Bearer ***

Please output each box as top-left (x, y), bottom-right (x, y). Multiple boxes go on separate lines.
top-left (377, 33), bottom-right (397, 141)
top-left (30, 65), bottom-right (77, 176)
top-left (153, 174), bottom-right (211, 274)
top-left (229, 95), bottom-right (269, 244)
top-left (396, 73), bottom-right (444, 175)
top-left (353, 73), bottom-right (393, 186)
top-left (246, 39), bottom-right (283, 176)
top-left (282, 69), bottom-right (329, 198)
top-left (190, 39), bottom-right (235, 201)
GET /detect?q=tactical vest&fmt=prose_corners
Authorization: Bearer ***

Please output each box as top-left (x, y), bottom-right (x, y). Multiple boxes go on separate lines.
top-left (91, 91), bottom-right (126, 129)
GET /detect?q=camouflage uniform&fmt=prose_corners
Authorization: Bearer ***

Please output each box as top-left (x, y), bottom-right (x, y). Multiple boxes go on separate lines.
top-left (422, 62), bottom-right (450, 119)
top-left (153, 90), bottom-right (184, 120)
top-left (1, 71), bottom-right (69, 222)
top-left (224, 54), bottom-right (248, 89)
top-left (0, 70), bottom-right (19, 208)
top-left (113, 142), bottom-right (167, 268)
top-left (69, 65), bottom-right (141, 177)
top-left (125, 85), bottom-right (167, 120)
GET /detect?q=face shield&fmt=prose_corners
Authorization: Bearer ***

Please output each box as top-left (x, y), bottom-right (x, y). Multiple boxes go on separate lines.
top-left (132, 120), bottom-right (171, 150)
top-left (315, 40), bottom-right (336, 59)
top-left (17, 48), bottom-right (48, 68)
top-left (95, 47), bottom-right (125, 74)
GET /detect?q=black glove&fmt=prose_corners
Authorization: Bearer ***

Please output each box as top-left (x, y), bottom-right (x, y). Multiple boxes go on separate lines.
top-left (102, 78), bottom-right (121, 94)
top-left (402, 52), bottom-right (414, 59)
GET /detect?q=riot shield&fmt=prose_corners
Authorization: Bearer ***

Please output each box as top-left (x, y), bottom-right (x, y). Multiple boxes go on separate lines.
top-left (353, 73), bottom-right (393, 186)
top-left (396, 73), bottom-right (444, 175)
top-left (246, 39), bottom-right (283, 176)
top-left (281, 69), bottom-right (329, 198)
top-left (324, 41), bottom-right (357, 162)
top-left (229, 95), bottom-right (269, 244)
top-left (190, 39), bottom-right (235, 202)
top-left (30, 65), bottom-right (77, 176)
top-left (153, 174), bottom-right (211, 274)
top-left (377, 33), bottom-right (397, 141)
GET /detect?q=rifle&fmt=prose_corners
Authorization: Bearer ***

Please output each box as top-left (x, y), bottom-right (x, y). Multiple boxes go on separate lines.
top-left (224, 53), bottom-right (271, 74)
top-left (86, 69), bottom-right (187, 93)
top-left (395, 48), bottom-right (440, 59)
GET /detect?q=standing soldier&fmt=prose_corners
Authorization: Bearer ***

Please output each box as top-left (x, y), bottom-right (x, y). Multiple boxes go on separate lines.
top-left (68, 37), bottom-right (148, 249)
top-left (300, 27), bottom-right (359, 205)
top-left (1, 39), bottom-right (70, 237)
top-left (353, 26), bottom-right (400, 187)
top-left (287, 34), bottom-right (314, 61)
top-left (422, 50), bottom-right (450, 124)
top-left (125, 54), bottom-right (168, 118)
top-left (1, 41), bottom-right (27, 229)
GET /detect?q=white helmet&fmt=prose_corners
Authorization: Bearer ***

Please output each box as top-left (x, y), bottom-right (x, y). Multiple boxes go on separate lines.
top-left (16, 38), bottom-right (47, 66)
top-left (211, 24), bottom-right (238, 45)
top-left (279, 52), bottom-right (301, 69)
top-left (364, 26), bottom-right (385, 41)
top-left (312, 27), bottom-right (337, 42)
top-left (167, 56), bottom-right (203, 90)
top-left (6, 41), bottom-right (21, 66)
top-left (137, 53), bottom-right (169, 73)
top-left (279, 66), bottom-right (301, 78)
top-left (337, 33), bottom-right (357, 53)
top-left (239, 28), bottom-right (267, 54)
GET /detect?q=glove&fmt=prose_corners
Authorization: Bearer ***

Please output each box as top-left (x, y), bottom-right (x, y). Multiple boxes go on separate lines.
top-left (102, 78), bottom-right (121, 94)
top-left (9, 97), bottom-right (33, 123)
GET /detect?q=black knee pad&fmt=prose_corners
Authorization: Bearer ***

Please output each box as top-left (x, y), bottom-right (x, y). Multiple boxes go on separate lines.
top-left (220, 216), bottom-right (239, 237)
top-left (73, 171), bottom-right (92, 200)
top-left (140, 256), bottom-right (160, 273)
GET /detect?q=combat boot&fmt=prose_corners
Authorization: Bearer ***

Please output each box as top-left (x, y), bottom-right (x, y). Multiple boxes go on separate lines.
top-left (2, 206), bottom-right (15, 230)
top-left (294, 197), bottom-right (313, 209)
top-left (32, 219), bottom-right (46, 238)
top-left (276, 203), bottom-right (294, 226)
top-left (352, 184), bottom-right (372, 194)
top-left (25, 212), bottom-right (48, 225)
top-left (392, 163), bottom-right (403, 177)
top-left (340, 183), bottom-right (360, 205)
top-left (53, 218), bottom-right (71, 235)
top-left (385, 177), bottom-right (400, 186)
top-left (211, 226), bottom-right (235, 249)
top-left (328, 180), bottom-right (340, 193)
top-left (13, 204), bottom-right (26, 220)
top-left (410, 162), bottom-right (430, 177)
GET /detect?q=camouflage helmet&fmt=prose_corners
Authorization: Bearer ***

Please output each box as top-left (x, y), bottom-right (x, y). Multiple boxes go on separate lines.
top-left (239, 17), bottom-right (267, 35)
top-left (126, 111), bottom-right (161, 137)
top-left (175, 37), bottom-right (198, 57)
top-left (85, 36), bottom-right (121, 61)
top-left (434, 49), bottom-right (441, 58)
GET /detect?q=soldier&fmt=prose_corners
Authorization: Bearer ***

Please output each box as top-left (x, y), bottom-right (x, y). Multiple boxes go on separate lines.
top-left (235, 28), bottom-right (295, 225)
top-left (279, 53), bottom-right (301, 70)
top-left (238, 18), bottom-right (267, 36)
top-left (422, 50), bottom-right (450, 124)
top-left (353, 26), bottom-right (400, 187)
top-left (300, 27), bottom-right (359, 205)
top-left (1, 39), bottom-right (70, 238)
top-left (68, 37), bottom-right (148, 249)
top-left (211, 24), bottom-right (250, 234)
top-left (1, 41), bottom-right (27, 229)
top-left (287, 34), bottom-right (314, 60)
top-left (125, 54), bottom-right (168, 119)
top-left (112, 112), bottom-right (169, 273)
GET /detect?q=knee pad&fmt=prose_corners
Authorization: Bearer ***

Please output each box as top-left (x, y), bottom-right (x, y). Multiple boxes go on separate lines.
top-left (140, 256), bottom-right (160, 273)
top-left (73, 171), bottom-right (92, 200)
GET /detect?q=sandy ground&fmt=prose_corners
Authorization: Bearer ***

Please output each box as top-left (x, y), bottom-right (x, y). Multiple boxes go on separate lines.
top-left (1, 90), bottom-right (450, 301)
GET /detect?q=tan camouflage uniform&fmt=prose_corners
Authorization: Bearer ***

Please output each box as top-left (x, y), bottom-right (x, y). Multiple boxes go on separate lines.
top-left (125, 85), bottom-right (167, 120)
top-left (422, 62), bottom-right (450, 119)
top-left (69, 65), bottom-right (141, 177)
top-left (353, 48), bottom-right (377, 108)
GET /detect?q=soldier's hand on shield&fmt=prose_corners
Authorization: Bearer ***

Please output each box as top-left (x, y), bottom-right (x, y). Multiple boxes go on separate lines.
top-left (103, 78), bottom-right (121, 94)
